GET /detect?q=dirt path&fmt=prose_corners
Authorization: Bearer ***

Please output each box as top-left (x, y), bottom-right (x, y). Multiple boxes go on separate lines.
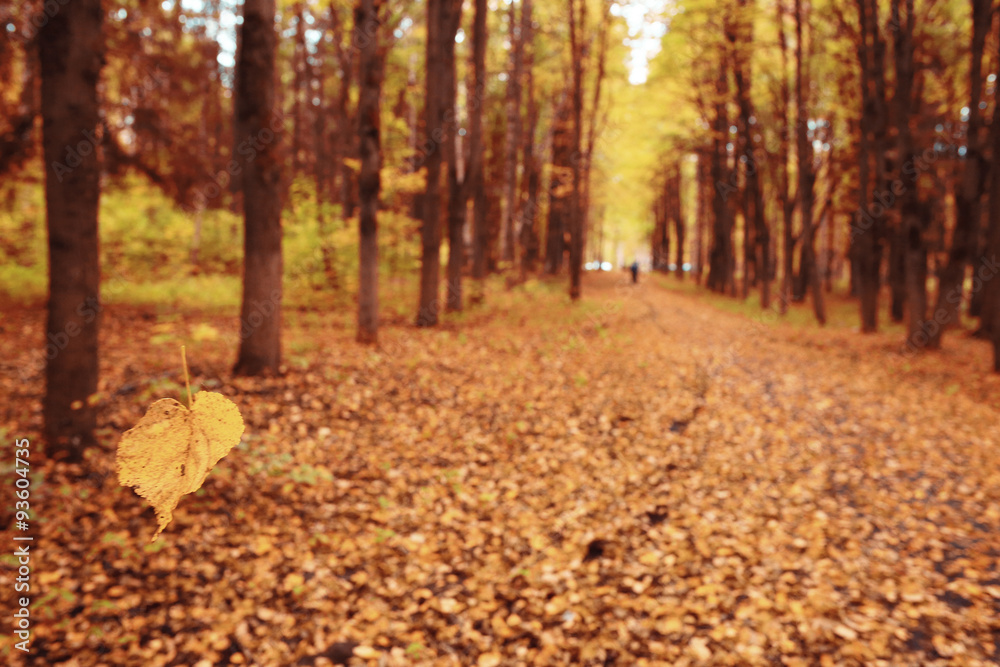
top-left (2, 274), bottom-right (999, 666)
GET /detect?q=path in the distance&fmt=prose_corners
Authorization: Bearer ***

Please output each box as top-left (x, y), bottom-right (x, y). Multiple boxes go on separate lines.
top-left (594, 270), bottom-right (1000, 662)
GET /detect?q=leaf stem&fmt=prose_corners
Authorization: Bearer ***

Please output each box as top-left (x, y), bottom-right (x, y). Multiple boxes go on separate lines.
top-left (181, 345), bottom-right (192, 408)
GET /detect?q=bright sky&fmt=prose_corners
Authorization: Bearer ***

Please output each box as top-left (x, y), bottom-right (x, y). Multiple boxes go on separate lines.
top-left (169, 0), bottom-right (669, 83)
top-left (615, 0), bottom-right (669, 85)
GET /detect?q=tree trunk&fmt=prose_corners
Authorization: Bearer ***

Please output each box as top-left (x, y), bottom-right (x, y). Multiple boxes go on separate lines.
top-left (417, 0), bottom-right (460, 324)
top-left (579, 0), bottom-right (611, 278)
top-left (673, 164), bottom-right (685, 279)
top-left (695, 151), bottom-right (707, 285)
top-left (794, 0), bottom-right (825, 324)
top-left (315, 8), bottom-right (337, 287)
top-left (444, 0), bottom-right (465, 311)
top-left (853, 0), bottom-right (884, 332)
top-left (734, 0), bottom-right (766, 305)
top-left (568, 0), bottom-right (584, 300)
top-left (234, 0), bottom-right (283, 376)
top-left (40, 0), bottom-right (103, 461)
top-left (417, 0), bottom-right (445, 325)
top-left (292, 3), bottom-right (306, 176)
top-left (982, 22), bottom-right (1000, 369)
top-left (356, 0), bottom-right (381, 344)
top-left (888, 231), bottom-right (905, 321)
top-left (708, 63), bottom-right (733, 294)
top-left (519, 0), bottom-right (539, 279)
top-left (927, 0), bottom-right (989, 348)
top-left (545, 100), bottom-right (571, 274)
top-left (891, 0), bottom-right (928, 347)
top-left (470, 0), bottom-right (488, 291)
top-left (777, 0), bottom-right (794, 314)
top-left (501, 0), bottom-right (523, 264)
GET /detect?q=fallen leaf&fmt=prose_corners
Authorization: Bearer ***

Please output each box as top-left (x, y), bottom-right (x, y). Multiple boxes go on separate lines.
top-left (116, 391), bottom-right (244, 540)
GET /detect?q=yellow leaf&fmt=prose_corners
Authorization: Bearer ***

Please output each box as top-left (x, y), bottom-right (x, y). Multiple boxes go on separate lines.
top-left (353, 645), bottom-right (379, 659)
top-left (477, 653), bottom-right (502, 667)
top-left (283, 573), bottom-right (304, 592)
top-left (116, 391), bottom-right (244, 540)
top-left (689, 636), bottom-right (712, 661)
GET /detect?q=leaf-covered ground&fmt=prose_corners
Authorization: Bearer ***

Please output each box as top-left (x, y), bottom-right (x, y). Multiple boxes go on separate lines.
top-left (2, 273), bottom-right (999, 666)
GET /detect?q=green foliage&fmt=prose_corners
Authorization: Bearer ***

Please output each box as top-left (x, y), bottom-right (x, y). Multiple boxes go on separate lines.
top-left (0, 169), bottom-right (424, 310)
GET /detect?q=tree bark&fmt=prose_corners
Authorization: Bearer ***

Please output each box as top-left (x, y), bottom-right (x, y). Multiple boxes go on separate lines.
top-left (794, 0), bottom-right (825, 324)
top-left (519, 0), bottom-right (540, 279)
top-left (777, 0), bottom-right (794, 314)
top-left (927, 0), bottom-right (989, 348)
top-left (470, 0), bottom-right (488, 291)
top-left (579, 0), bottom-right (611, 277)
top-left (695, 151), bottom-right (708, 285)
top-left (40, 0), bottom-right (103, 461)
top-left (568, 0), bottom-right (584, 300)
top-left (417, 0), bottom-right (445, 326)
top-left (708, 61), bottom-right (733, 294)
top-left (891, 0), bottom-right (928, 347)
top-left (501, 0), bottom-right (523, 264)
top-left (356, 0), bottom-right (381, 344)
top-left (444, 0), bottom-right (465, 311)
top-left (545, 99), bottom-right (571, 274)
top-left (292, 3), bottom-right (306, 176)
top-left (417, 0), bottom-right (460, 324)
top-left (982, 21), bottom-right (1000, 369)
top-left (673, 164), bottom-right (686, 280)
top-left (234, 0), bottom-right (283, 375)
top-left (733, 0), bottom-right (766, 305)
top-left (853, 0), bottom-right (884, 332)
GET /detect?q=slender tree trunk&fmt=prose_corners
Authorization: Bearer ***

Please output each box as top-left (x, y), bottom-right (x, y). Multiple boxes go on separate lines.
top-left (40, 0), bottom-right (103, 460)
top-left (444, 0), bottom-right (465, 311)
top-left (928, 0), bottom-right (989, 348)
top-left (985, 78), bottom-right (1000, 371)
top-left (418, 0), bottom-right (445, 325)
top-left (470, 0), bottom-right (488, 293)
top-left (892, 0), bottom-right (927, 346)
top-left (292, 4), bottom-right (305, 176)
top-left (545, 100), bottom-right (570, 274)
top-left (674, 165), bottom-right (685, 279)
top-left (734, 0), bottom-right (766, 305)
top-left (888, 232), bottom-right (905, 321)
top-left (775, 0), bottom-right (794, 313)
top-left (332, 8), bottom-right (357, 219)
top-left (708, 63), bottom-right (732, 294)
top-left (795, 0), bottom-right (825, 324)
top-left (501, 0), bottom-right (523, 264)
top-left (418, 0), bottom-right (461, 323)
top-left (519, 0), bottom-right (539, 279)
top-left (695, 151), bottom-right (707, 285)
top-left (234, 0), bottom-right (283, 375)
top-left (982, 25), bottom-right (1000, 367)
top-left (658, 175), bottom-right (671, 271)
top-left (854, 0), bottom-right (881, 331)
top-left (579, 0), bottom-right (611, 277)
top-left (568, 0), bottom-right (584, 300)
top-left (356, 0), bottom-right (381, 343)
top-left (315, 9), bottom-right (337, 287)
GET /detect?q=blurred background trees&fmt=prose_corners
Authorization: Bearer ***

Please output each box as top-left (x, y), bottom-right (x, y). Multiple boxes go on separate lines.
top-left (2, 0), bottom-right (1000, 457)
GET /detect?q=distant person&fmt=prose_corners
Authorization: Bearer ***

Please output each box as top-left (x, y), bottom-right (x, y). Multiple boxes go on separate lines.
top-left (630, 261), bottom-right (639, 284)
